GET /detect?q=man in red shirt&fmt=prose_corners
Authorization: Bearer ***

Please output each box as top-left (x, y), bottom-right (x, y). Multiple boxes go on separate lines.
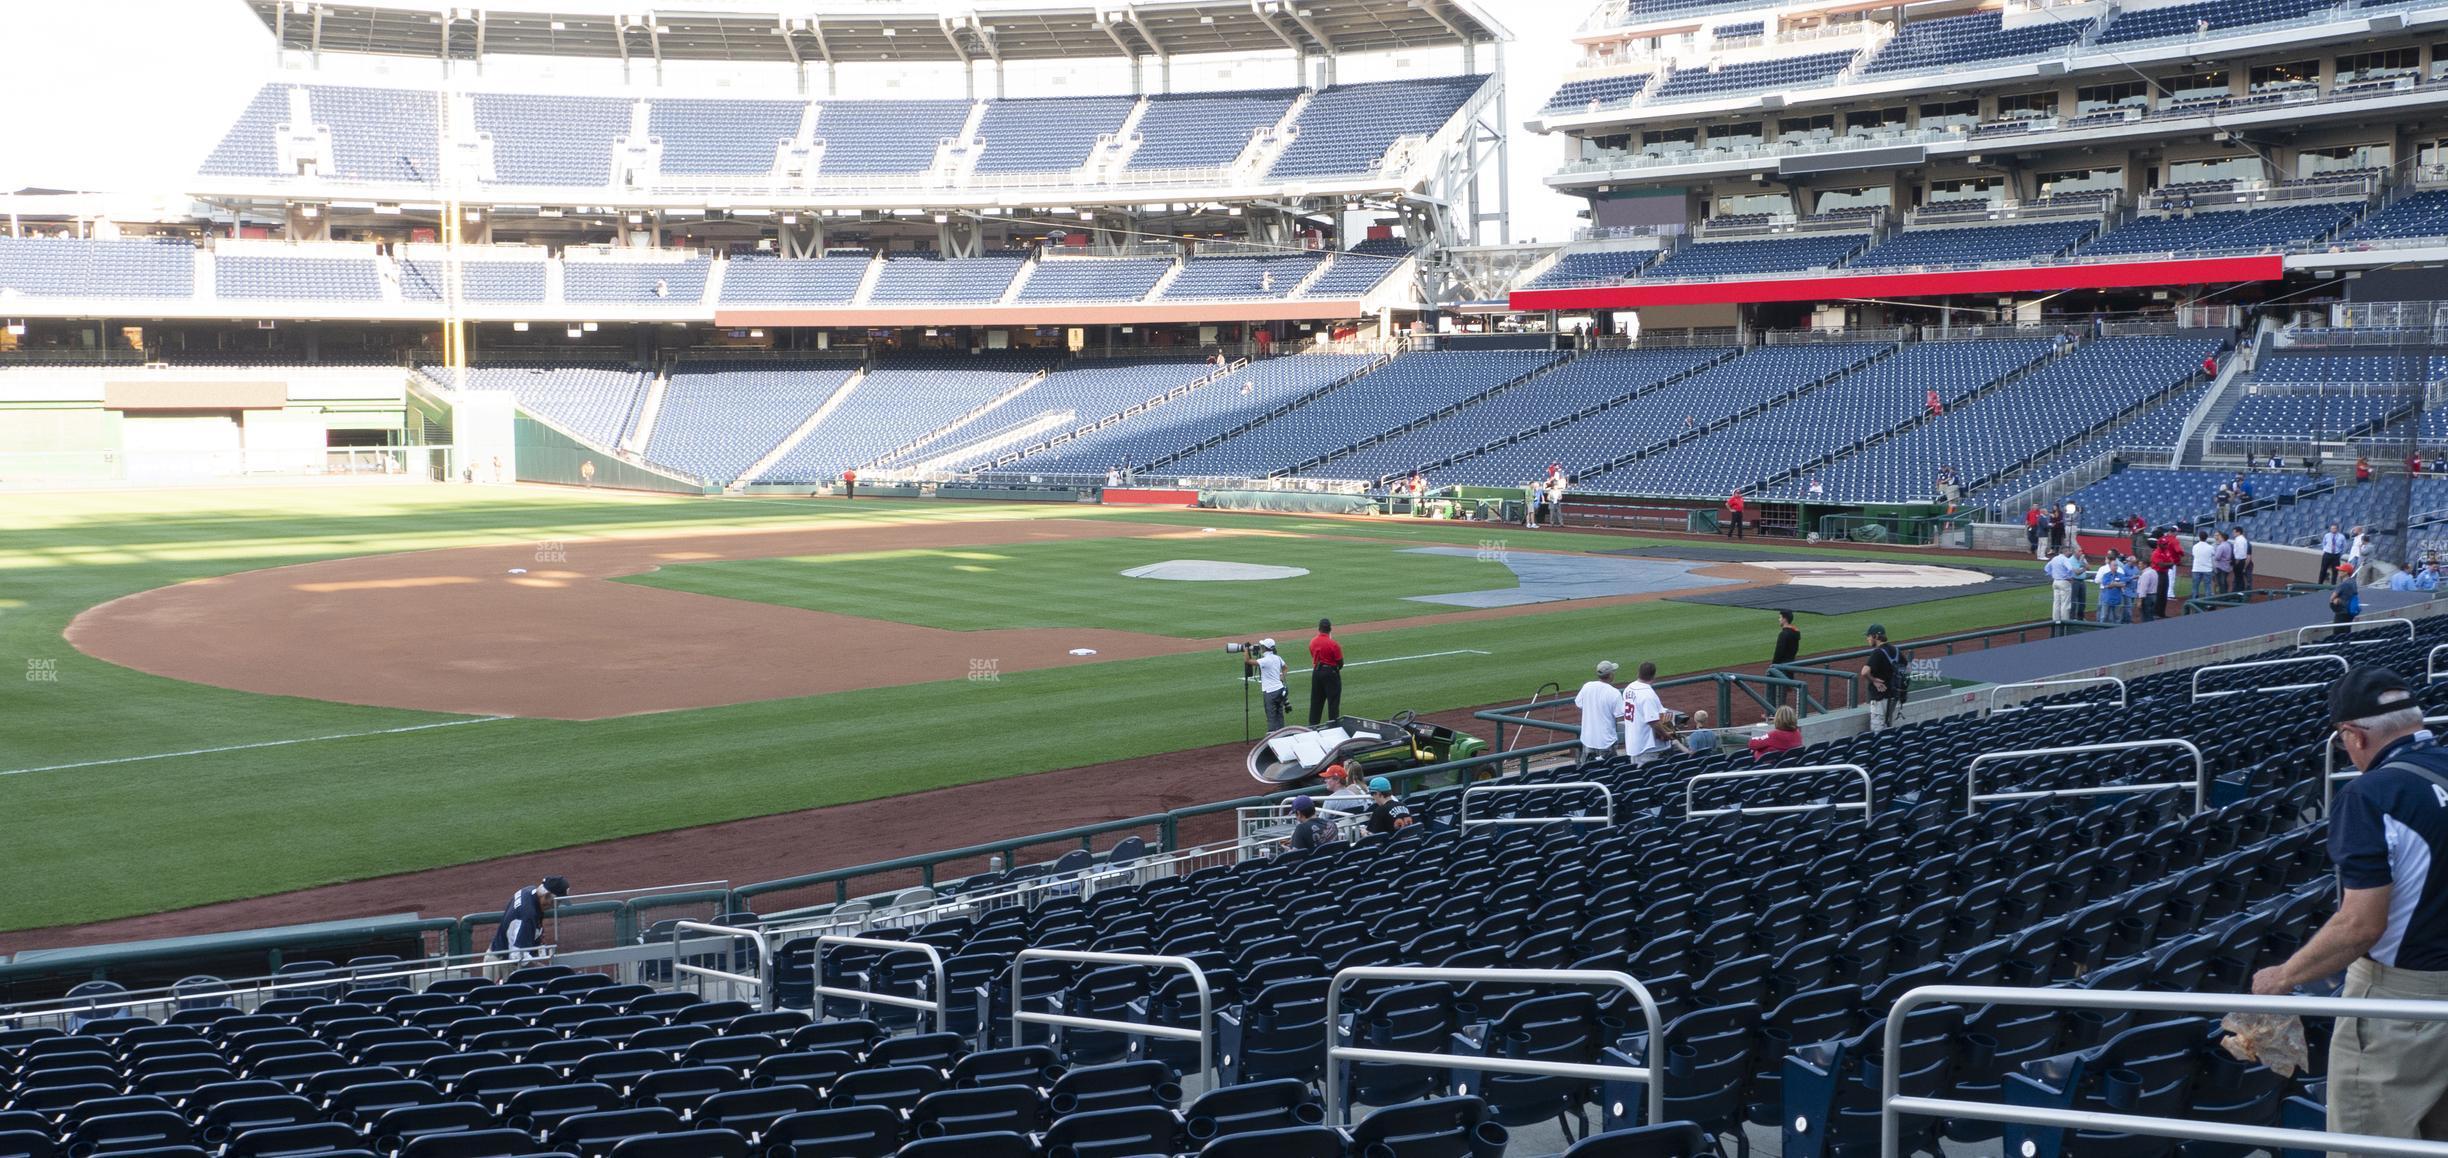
top-left (1725, 489), bottom-right (1746, 539)
top-left (2150, 530), bottom-right (2181, 620)
top-left (1307, 618), bottom-right (1345, 726)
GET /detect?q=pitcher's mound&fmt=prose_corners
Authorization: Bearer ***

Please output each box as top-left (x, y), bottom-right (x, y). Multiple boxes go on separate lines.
top-left (1121, 560), bottom-right (1311, 581)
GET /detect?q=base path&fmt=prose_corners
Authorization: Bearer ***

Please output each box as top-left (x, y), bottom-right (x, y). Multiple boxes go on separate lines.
top-left (68, 518), bottom-right (1214, 720)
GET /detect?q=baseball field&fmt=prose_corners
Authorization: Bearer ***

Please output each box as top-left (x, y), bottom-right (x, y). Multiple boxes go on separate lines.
top-left (3, 484), bottom-right (2045, 936)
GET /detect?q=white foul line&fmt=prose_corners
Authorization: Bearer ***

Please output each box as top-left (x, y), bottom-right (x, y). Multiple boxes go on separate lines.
top-left (0, 715), bottom-right (514, 778)
top-left (1289, 648), bottom-right (1490, 676)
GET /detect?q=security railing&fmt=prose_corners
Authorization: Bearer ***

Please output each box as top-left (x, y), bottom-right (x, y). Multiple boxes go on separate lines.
top-left (1325, 967), bottom-right (1667, 1128)
top-left (813, 935), bottom-right (948, 1033)
top-left (1882, 985), bottom-right (2448, 1158)
top-left (671, 921), bottom-right (774, 1011)
top-left (1965, 739), bottom-right (2207, 814)
top-left (2298, 616), bottom-right (2417, 647)
top-left (1013, 949), bottom-right (1215, 1082)
top-left (2428, 641), bottom-right (2448, 682)
top-left (2189, 653), bottom-right (2349, 700)
top-left (0, 944), bottom-right (479, 1030)
top-left (1685, 764), bottom-right (1874, 819)
top-left (1458, 782), bottom-right (1616, 828)
top-left (1988, 676), bottom-right (2129, 713)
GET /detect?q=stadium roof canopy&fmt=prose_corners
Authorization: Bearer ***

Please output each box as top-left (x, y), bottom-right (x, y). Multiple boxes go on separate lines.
top-left (244, 0), bottom-right (1509, 65)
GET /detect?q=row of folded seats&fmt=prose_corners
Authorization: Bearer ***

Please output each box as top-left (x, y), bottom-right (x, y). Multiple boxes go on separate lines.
top-left (3, 625), bottom-right (2440, 1158)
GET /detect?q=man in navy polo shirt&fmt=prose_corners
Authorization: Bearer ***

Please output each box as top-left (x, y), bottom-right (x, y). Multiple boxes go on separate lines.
top-left (2253, 667), bottom-right (2448, 1143)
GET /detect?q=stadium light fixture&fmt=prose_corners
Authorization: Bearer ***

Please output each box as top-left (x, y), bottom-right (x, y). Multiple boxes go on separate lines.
top-left (299, 206), bottom-right (320, 218)
top-left (933, 213), bottom-right (949, 223)
top-left (582, 322), bottom-right (600, 332)
top-left (781, 214), bottom-right (798, 224)
top-left (627, 213), bottom-right (644, 224)
top-left (566, 327), bottom-right (583, 338)
top-left (513, 321), bottom-right (529, 332)
top-left (3, 321), bottom-right (23, 337)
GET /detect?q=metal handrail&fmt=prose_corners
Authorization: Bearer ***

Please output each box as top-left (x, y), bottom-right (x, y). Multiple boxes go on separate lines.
top-left (1882, 985), bottom-right (2448, 1158)
top-left (0, 947), bottom-right (489, 1026)
top-left (673, 921), bottom-right (775, 1012)
top-left (1988, 676), bottom-right (2128, 713)
top-left (815, 935), bottom-right (949, 1033)
top-left (2298, 616), bottom-right (2418, 647)
top-left (2322, 713), bottom-right (2448, 810)
top-left (1966, 739), bottom-right (2208, 815)
top-left (1686, 763), bottom-right (1874, 819)
top-left (1012, 949), bottom-right (1214, 1083)
top-left (2189, 653), bottom-right (2349, 701)
top-left (2428, 642), bottom-right (2448, 683)
top-left (1325, 967), bottom-right (1666, 1128)
top-left (1459, 781), bottom-right (1615, 828)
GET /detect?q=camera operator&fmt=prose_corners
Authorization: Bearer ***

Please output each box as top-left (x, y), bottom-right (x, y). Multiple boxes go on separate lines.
top-left (1243, 638), bottom-right (1288, 732)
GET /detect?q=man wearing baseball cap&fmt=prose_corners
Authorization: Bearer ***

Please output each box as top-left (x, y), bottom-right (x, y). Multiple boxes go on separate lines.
top-left (1575, 661), bottom-right (1624, 766)
top-left (489, 875), bottom-right (570, 963)
top-left (1364, 776), bottom-right (1414, 836)
top-left (2252, 666), bottom-right (2448, 1143)
top-left (1283, 796), bottom-right (1340, 853)
top-left (1244, 638), bottom-right (1288, 732)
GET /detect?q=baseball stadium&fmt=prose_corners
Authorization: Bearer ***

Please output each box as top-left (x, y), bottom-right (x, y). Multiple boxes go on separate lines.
top-left (4, 0), bottom-right (2448, 1154)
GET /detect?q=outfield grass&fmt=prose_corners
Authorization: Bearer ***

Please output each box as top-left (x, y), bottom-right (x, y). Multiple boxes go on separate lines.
top-left (621, 536), bottom-right (1521, 636)
top-left (0, 488), bottom-right (2046, 931)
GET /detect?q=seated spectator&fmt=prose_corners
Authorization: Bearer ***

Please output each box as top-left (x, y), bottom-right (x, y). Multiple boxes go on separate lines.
top-left (1677, 709), bottom-right (1719, 755)
top-left (1749, 705), bottom-right (1805, 759)
top-left (1317, 764), bottom-right (1369, 813)
top-left (1283, 796), bottom-right (1339, 852)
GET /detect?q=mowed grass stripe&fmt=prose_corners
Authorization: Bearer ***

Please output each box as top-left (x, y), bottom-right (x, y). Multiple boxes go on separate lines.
top-left (0, 488), bottom-right (2042, 930)
top-left (621, 538), bottom-right (1516, 636)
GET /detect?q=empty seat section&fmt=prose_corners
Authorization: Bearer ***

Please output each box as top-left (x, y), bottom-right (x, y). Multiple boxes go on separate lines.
top-left (917, 359), bottom-right (1213, 471)
top-left (1525, 249), bottom-right (1661, 290)
top-left (720, 253), bottom-right (872, 305)
top-left (974, 96), bottom-right (1137, 174)
top-left (1127, 89), bottom-right (1298, 171)
top-left (0, 238), bottom-right (194, 299)
top-left (215, 253), bottom-right (382, 301)
top-left (865, 256), bottom-right (1024, 304)
top-left (2342, 189), bottom-right (2448, 244)
top-left (649, 99), bottom-right (806, 176)
top-left (2096, 0), bottom-right (2333, 43)
top-left (1267, 75), bottom-right (1487, 179)
top-left (421, 363), bottom-right (650, 449)
top-left (645, 361), bottom-right (858, 484)
top-left (1643, 232), bottom-right (1866, 278)
top-left (1161, 255), bottom-right (1322, 300)
top-left (814, 100), bottom-right (973, 176)
top-left (1016, 258), bottom-right (1170, 304)
top-left (2081, 203), bottom-right (2358, 256)
top-left (1541, 73), bottom-right (1652, 114)
top-left (398, 257), bottom-right (546, 303)
top-left (1163, 350), bottom-right (1563, 477)
top-left (1848, 220), bottom-right (2096, 270)
top-left (563, 257), bottom-right (711, 304)
top-left (474, 94), bottom-right (630, 185)
top-left (1019, 355), bottom-right (1372, 474)
top-left (762, 353), bottom-right (1052, 484)
top-left (1864, 11), bottom-right (2089, 73)
top-left (1651, 52), bottom-right (1855, 103)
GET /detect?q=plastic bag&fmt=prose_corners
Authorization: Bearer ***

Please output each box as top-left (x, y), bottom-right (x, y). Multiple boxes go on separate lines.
top-left (2220, 1010), bottom-right (2310, 1078)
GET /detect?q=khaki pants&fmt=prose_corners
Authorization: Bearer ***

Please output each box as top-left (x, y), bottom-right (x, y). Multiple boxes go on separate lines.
top-left (2330, 957), bottom-right (2448, 1153)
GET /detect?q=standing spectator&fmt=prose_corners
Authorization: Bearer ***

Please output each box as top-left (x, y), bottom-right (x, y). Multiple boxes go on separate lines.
top-left (1619, 661), bottom-right (1669, 764)
top-left (2351, 526), bottom-right (2373, 573)
top-left (2151, 530), bottom-right (2180, 619)
top-left (2191, 531), bottom-right (2217, 603)
top-left (842, 468), bottom-right (858, 500)
top-left (2096, 553), bottom-right (2130, 624)
top-left (2047, 544), bottom-right (2083, 621)
top-left (2412, 452), bottom-right (2426, 477)
top-left (489, 876), bottom-right (571, 963)
top-left (1771, 609), bottom-right (1802, 668)
top-left (2358, 455), bottom-right (2374, 484)
top-left (1546, 469), bottom-right (1568, 527)
top-left (1750, 705), bottom-right (1805, 759)
top-left (1725, 489), bottom-right (1746, 539)
top-left (1363, 776), bottom-right (1413, 835)
top-left (1283, 796), bottom-right (1339, 852)
top-left (1926, 388), bottom-right (1944, 417)
top-left (2135, 558), bottom-right (2161, 622)
top-left (2213, 532), bottom-right (2235, 595)
top-left (2047, 507), bottom-right (2067, 555)
top-left (2026, 505), bottom-right (2045, 559)
top-left (2201, 352), bottom-right (2219, 378)
top-left (1573, 661), bottom-right (1624, 765)
top-left (1306, 619), bottom-right (1343, 726)
top-left (1531, 478), bottom-right (1551, 528)
top-left (1678, 710), bottom-right (1719, 755)
top-left (2332, 562), bottom-right (2363, 638)
top-left (2251, 666), bottom-right (2448, 1151)
top-left (580, 460), bottom-right (596, 488)
top-left (2215, 482), bottom-right (2234, 524)
top-left (1245, 638), bottom-right (1288, 732)
top-left (1861, 625), bottom-right (1907, 733)
top-left (2323, 523), bottom-right (2350, 585)
top-left (2231, 526), bottom-right (2254, 593)
top-left (1108, 467), bottom-right (1123, 489)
